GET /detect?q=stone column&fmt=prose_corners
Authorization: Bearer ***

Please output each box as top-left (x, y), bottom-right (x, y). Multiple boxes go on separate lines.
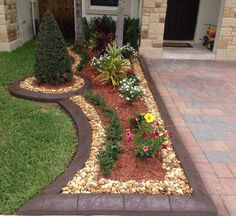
top-left (139, 0), bottom-right (167, 57)
top-left (0, 0), bottom-right (20, 51)
top-left (216, 0), bottom-right (236, 60)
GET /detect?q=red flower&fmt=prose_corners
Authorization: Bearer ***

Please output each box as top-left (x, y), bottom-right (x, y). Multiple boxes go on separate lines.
top-left (142, 132), bottom-right (147, 139)
top-left (127, 69), bottom-right (135, 74)
top-left (143, 146), bottom-right (149, 152)
top-left (150, 131), bottom-right (159, 139)
top-left (162, 144), bottom-right (168, 150)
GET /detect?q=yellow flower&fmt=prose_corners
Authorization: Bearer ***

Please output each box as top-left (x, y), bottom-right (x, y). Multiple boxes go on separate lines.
top-left (144, 113), bottom-right (155, 123)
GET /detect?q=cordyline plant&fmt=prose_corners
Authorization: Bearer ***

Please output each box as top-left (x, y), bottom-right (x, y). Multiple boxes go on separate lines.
top-left (35, 10), bottom-right (72, 85)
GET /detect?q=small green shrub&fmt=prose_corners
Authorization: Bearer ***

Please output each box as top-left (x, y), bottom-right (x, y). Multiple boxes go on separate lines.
top-left (35, 10), bottom-right (72, 85)
top-left (74, 46), bottom-right (89, 72)
top-left (123, 18), bottom-right (140, 49)
top-left (83, 16), bottom-right (116, 53)
top-left (85, 91), bottom-right (122, 176)
top-left (91, 42), bottom-right (130, 86)
top-left (83, 16), bottom-right (140, 52)
top-left (98, 142), bottom-right (122, 176)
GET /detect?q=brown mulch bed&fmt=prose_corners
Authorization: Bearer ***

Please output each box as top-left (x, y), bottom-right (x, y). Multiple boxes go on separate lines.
top-left (79, 52), bottom-right (165, 182)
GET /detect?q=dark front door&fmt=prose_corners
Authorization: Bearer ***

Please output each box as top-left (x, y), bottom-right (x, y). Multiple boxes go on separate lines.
top-left (164, 0), bottom-right (200, 40)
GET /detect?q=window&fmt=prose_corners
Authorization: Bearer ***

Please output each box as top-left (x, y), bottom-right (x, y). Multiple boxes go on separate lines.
top-left (90, 0), bottom-right (118, 7)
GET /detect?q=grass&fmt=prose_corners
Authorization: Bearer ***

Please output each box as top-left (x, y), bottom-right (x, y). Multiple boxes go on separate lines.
top-left (0, 41), bottom-right (77, 214)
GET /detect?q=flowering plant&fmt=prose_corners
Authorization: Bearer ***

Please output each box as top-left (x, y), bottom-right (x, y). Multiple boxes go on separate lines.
top-left (126, 69), bottom-right (140, 85)
top-left (128, 112), bottom-right (170, 159)
top-left (122, 43), bottom-right (138, 59)
top-left (119, 77), bottom-right (144, 103)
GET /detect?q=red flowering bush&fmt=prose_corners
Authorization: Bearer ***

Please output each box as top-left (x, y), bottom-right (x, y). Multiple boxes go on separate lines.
top-left (128, 112), bottom-right (170, 159)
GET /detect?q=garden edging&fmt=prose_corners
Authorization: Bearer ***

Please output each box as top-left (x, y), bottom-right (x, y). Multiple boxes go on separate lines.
top-left (8, 57), bottom-right (217, 216)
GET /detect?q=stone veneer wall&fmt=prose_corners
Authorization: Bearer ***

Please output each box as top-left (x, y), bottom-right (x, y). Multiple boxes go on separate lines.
top-left (140, 0), bottom-right (167, 48)
top-left (216, 0), bottom-right (236, 60)
top-left (0, 0), bottom-right (19, 50)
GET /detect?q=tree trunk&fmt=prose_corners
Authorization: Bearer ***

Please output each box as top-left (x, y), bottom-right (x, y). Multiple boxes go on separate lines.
top-left (115, 0), bottom-right (126, 47)
top-left (75, 0), bottom-right (84, 47)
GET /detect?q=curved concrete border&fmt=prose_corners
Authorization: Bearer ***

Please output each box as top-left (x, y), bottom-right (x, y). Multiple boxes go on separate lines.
top-left (8, 61), bottom-right (217, 216)
top-left (9, 76), bottom-right (92, 103)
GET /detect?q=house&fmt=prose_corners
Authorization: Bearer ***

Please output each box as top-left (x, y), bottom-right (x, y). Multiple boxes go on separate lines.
top-left (0, 0), bottom-right (236, 60)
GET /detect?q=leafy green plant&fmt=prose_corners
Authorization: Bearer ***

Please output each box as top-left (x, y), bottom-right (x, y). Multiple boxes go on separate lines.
top-left (83, 16), bottom-right (140, 52)
top-left (74, 46), bottom-right (89, 72)
top-left (35, 10), bottom-right (72, 85)
top-left (83, 16), bottom-right (116, 52)
top-left (85, 91), bottom-right (122, 176)
top-left (123, 17), bottom-right (140, 49)
top-left (92, 42), bottom-right (130, 86)
top-left (98, 142), bottom-right (122, 176)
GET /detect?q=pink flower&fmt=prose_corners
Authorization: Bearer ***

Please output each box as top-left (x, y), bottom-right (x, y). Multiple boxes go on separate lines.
top-left (142, 132), bottom-right (147, 139)
top-left (143, 146), bottom-right (149, 152)
top-left (126, 130), bottom-right (133, 142)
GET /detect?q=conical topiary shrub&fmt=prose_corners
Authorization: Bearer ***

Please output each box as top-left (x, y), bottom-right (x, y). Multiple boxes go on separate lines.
top-left (35, 10), bottom-right (72, 85)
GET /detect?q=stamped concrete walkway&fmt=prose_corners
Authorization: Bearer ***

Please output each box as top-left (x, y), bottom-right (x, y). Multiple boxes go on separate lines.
top-left (142, 53), bottom-right (236, 216)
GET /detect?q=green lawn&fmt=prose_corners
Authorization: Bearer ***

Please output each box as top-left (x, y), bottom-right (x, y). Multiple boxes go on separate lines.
top-left (0, 41), bottom-right (77, 214)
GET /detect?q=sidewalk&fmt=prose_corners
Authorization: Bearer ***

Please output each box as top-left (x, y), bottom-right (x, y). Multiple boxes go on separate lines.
top-left (142, 53), bottom-right (236, 216)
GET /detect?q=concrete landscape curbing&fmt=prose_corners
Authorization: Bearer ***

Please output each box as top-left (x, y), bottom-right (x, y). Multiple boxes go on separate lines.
top-left (8, 58), bottom-right (218, 216)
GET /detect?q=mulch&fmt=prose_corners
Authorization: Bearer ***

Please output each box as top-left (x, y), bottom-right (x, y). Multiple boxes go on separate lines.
top-left (79, 51), bottom-right (165, 182)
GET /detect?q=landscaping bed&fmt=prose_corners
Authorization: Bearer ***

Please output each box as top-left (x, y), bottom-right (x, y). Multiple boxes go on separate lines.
top-left (61, 51), bottom-right (192, 195)
top-left (6, 12), bottom-right (217, 215)
top-left (8, 43), bottom-right (217, 216)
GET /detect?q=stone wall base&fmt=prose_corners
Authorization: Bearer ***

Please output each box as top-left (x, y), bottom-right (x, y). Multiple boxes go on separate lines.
top-left (216, 49), bottom-right (236, 61)
top-left (139, 47), bottom-right (163, 59)
top-left (0, 38), bottom-right (22, 52)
